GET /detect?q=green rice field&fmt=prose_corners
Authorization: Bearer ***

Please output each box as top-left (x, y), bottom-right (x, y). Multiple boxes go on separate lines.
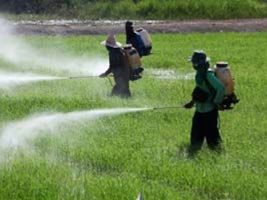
top-left (0, 32), bottom-right (266, 199)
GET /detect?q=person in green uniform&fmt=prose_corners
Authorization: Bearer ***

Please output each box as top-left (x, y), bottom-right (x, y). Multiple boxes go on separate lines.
top-left (184, 50), bottom-right (225, 154)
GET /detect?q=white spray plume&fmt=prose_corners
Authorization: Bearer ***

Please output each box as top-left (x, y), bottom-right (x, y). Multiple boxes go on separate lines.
top-left (149, 69), bottom-right (194, 80)
top-left (0, 18), bottom-right (107, 76)
top-left (0, 70), bottom-right (63, 89)
top-left (0, 108), bottom-right (150, 150)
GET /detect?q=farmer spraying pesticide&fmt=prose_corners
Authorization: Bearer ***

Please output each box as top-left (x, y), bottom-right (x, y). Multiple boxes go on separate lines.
top-left (184, 50), bottom-right (225, 153)
top-left (99, 34), bottom-right (131, 98)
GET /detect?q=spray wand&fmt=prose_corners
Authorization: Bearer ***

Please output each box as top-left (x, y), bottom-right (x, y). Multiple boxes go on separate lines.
top-left (68, 75), bottom-right (114, 87)
top-left (67, 75), bottom-right (114, 80)
top-left (68, 75), bottom-right (112, 79)
top-left (152, 106), bottom-right (184, 110)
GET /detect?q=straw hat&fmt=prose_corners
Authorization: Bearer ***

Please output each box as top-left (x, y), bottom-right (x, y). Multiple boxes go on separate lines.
top-left (101, 34), bottom-right (122, 48)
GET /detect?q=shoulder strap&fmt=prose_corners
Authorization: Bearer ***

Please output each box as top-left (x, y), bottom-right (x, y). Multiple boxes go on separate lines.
top-left (204, 73), bottom-right (216, 101)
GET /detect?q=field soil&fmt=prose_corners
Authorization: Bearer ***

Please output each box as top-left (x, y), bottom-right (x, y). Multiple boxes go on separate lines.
top-left (11, 18), bottom-right (267, 35)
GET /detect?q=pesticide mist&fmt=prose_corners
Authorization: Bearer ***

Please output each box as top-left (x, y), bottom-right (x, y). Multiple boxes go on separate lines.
top-left (0, 108), bottom-right (149, 151)
top-left (0, 70), bottom-right (63, 89)
top-left (149, 69), bottom-right (194, 80)
top-left (0, 18), bottom-right (107, 76)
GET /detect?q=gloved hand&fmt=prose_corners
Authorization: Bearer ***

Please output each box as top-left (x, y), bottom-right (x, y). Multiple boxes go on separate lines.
top-left (218, 104), bottom-right (225, 111)
top-left (183, 100), bottom-right (194, 109)
top-left (218, 104), bottom-right (233, 111)
top-left (99, 73), bottom-right (106, 78)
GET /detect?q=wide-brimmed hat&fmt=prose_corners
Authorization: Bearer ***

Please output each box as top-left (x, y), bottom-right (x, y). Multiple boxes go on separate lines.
top-left (101, 34), bottom-right (122, 48)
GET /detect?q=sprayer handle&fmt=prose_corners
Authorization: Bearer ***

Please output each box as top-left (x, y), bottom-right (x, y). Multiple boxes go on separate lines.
top-left (183, 100), bottom-right (194, 109)
top-left (99, 73), bottom-right (106, 78)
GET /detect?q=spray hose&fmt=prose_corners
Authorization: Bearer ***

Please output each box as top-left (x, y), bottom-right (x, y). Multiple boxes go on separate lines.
top-left (107, 76), bottom-right (114, 87)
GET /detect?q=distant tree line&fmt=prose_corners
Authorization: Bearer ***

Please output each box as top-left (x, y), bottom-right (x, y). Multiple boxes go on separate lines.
top-left (0, 0), bottom-right (140, 14)
top-left (0, 0), bottom-right (266, 19)
top-left (0, 0), bottom-right (73, 14)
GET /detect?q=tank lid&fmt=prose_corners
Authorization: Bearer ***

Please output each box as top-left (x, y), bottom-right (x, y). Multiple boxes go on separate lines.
top-left (123, 44), bottom-right (132, 49)
top-left (216, 61), bottom-right (228, 68)
top-left (136, 28), bottom-right (144, 32)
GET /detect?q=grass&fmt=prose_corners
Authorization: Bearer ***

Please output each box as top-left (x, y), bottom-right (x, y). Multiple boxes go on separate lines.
top-left (0, 32), bottom-right (267, 199)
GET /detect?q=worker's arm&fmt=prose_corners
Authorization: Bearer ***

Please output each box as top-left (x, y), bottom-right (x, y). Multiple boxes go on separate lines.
top-left (99, 67), bottom-right (112, 77)
top-left (100, 54), bottom-right (114, 77)
top-left (184, 100), bottom-right (194, 109)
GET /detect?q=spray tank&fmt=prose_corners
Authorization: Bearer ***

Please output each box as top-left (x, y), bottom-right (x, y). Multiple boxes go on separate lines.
top-left (214, 61), bottom-right (234, 95)
top-left (123, 44), bottom-right (143, 81)
top-left (214, 61), bottom-right (239, 109)
top-left (136, 28), bottom-right (152, 56)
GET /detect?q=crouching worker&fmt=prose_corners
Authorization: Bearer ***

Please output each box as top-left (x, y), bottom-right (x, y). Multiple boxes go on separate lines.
top-left (184, 50), bottom-right (225, 154)
top-left (99, 34), bottom-right (131, 98)
top-left (125, 21), bottom-right (146, 57)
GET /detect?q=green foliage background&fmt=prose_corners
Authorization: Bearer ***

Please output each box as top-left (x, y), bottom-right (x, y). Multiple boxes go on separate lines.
top-left (1, 0), bottom-right (267, 19)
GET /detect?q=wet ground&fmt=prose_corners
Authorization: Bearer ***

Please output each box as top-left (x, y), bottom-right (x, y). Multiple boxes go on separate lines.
top-left (10, 18), bottom-right (267, 35)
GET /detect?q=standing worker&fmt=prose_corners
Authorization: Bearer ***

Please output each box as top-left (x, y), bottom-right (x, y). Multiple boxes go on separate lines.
top-left (99, 34), bottom-right (131, 98)
top-left (184, 50), bottom-right (225, 154)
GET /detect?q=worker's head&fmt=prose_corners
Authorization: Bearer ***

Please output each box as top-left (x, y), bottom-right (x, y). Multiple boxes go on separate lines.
top-left (125, 21), bottom-right (134, 34)
top-left (101, 34), bottom-right (121, 50)
top-left (126, 21), bottom-right (133, 29)
top-left (189, 50), bottom-right (210, 70)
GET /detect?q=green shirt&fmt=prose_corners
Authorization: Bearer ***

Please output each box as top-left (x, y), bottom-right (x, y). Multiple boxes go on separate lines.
top-left (195, 70), bottom-right (225, 113)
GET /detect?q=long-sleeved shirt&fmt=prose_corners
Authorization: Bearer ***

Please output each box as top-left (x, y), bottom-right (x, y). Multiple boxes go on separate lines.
top-left (195, 70), bottom-right (225, 113)
top-left (103, 48), bottom-right (129, 79)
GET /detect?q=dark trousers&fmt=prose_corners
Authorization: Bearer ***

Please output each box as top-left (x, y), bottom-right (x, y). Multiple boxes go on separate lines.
top-left (112, 76), bottom-right (131, 98)
top-left (190, 109), bottom-right (222, 152)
